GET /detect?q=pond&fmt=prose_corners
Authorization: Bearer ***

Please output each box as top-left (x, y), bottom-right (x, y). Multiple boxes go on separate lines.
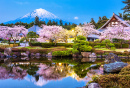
top-left (0, 57), bottom-right (113, 88)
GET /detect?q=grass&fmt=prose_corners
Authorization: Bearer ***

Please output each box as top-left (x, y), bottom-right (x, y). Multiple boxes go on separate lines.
top-left (96, 48), bottom-right (130, 52)
top-left (15, 46), bottom-right (69, 52)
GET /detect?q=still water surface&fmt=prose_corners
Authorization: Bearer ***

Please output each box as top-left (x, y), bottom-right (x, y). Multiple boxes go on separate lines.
top-left (0, 58), bottom-right (104, 88)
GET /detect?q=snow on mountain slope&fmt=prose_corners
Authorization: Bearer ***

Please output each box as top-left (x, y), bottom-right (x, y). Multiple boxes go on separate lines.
top-left (4, 8), bottom-right (70, 24)
top-left (21, 8), bottom-right (58, 19)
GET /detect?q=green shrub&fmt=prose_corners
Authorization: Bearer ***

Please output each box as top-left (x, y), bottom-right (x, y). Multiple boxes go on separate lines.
top-left (77, 35), bottom-right (86, 40)
top-left (102, 39), bottom-right (111, 43)
top-left (108, 43), bottom-right (115, 47)
top-left (94, 45), bottom-right (100, 48)
top-left (114, 43), bottom-right (121, 48)
top-left (94, 39), bottom-right (100, 43)
top-left (79, 45), bottom-right (92, 52)
top-left (69, 49), bottom-right (79, 54)
top-left (52, 50), bottom-right (72, 56)
top-left (92, 74), bottom-right (130, 88)
top-left (100, 46), bottom-right (106, 48)
top-left (30, 43), bottom-right (73, 48)
top-left (111, 47), bottom-right (116, 50)
top-left (41, 43), bottom-right (53, 48)
top-left (122, 44), bottom-right (129, 48)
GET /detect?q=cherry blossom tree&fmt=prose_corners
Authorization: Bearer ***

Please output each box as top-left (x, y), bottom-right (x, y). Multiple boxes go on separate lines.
top-left (38, 25), bottom-right (66, 45)
top-left (100, 25), bottom-right (130, 47)
top-left (0, 25), bottom-right (28, 44)
top-left (74, 23), bottom-right (99, 40)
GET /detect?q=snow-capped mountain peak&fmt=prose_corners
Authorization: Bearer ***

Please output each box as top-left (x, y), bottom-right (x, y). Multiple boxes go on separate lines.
top-left (21, 8), bottom-right (58, 19)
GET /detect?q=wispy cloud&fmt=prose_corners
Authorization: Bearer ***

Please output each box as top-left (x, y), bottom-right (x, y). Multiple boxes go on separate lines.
top-left (74, 16), bottom-right (79, 20)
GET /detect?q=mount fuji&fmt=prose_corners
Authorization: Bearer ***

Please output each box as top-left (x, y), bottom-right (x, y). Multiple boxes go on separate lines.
top-left (4, 8), bottom-right (69, 24)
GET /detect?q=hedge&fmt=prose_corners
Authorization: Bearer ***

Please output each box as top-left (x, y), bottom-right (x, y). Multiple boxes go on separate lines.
top-left (30, 43), bottom-right (73, 48)
top-left (30, 42), bottom-right (129, 48)
top-left (90, 42), bottom-right (129, 48)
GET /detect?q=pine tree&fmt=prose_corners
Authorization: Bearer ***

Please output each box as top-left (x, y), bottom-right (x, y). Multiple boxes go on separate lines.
top-left (122, 0), bottom-right (130, 14)
top-left (34, 16), bottom-right (39, 25)
top-left (65, 23), bottom-right (68, 26)
top-left (90, 18), bottom-right (97, 28)
top-left (59, 20), bottom-right (63, 26)
top-left (47, 20), bottom-right (52, 26)
top-left (119, 13), bottom-right (123, 18)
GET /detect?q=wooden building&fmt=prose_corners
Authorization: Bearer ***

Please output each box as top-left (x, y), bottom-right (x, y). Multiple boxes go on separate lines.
top-left (87, 13), bottom-right (130, 41)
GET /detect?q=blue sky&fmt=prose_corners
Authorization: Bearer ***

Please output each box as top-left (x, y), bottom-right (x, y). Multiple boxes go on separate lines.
top-left (0, 0), bottom-right (125, 24)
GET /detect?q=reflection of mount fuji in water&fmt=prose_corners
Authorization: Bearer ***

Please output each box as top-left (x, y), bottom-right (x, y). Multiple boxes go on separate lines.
top-left (4, 8), bottom-right (70, 24)
top-left (0, 60), bottom-right (103, 88)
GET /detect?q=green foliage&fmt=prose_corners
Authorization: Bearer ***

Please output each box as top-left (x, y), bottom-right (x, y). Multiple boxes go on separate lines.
top-left (122, 44), bottom-right (129, 48)
top-left (77, 35), bottom-right (86, 40)
top-left (102, 39), bottom-right (111, 44)
top-left (52, 50), bottom-right (72, 56)
top-left (34, 16), bottom-right (39, 25)
top-left (111, 47), bottom-right (116, 50)
top-left (27, 31), bottom-right (38, 38)
top-left (108, 43), bottom-right (115, 47)
top-left (91, 65), bottom-right (130, 88)
top-left (69, 49), bottom-right (79, 54)
top-left (100, 46), bottom-right (106, 48)
top-left (94, 45), bottom-right (100, 48)
top-left (73, 36), bottom-right (91, 52)
top-left (79, 45), bottom-right (92, 52)
top-left (20, 37), bottom-right (26, 43)
top-left (94, 39), bottom-right (100, 43)
top-left (30, 43), bottom-right (73, 48)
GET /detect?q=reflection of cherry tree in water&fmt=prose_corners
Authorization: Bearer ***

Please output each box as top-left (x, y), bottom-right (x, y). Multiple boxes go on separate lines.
top-left (0, 64), bottom-right (27, 80)
top-left (37, 63), bottom-right (70, 81)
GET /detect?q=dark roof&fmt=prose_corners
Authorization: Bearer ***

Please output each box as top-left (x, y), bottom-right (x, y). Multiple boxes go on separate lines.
top-left (100, 13), bottom-right (130, 29)
top-left (28, 25), bottom-right (42, 34)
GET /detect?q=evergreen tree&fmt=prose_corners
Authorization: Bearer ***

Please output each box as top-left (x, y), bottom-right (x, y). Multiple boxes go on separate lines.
top-left (119, 13), bottom-right (123, 18)
top-left (98, 17), bottom-right (102, 23)
top-left (102, 16), bottom-right (108, 20)
top-left (59, 20), bottom-right (63, 26)
top-left (65, 23), bottom-right (68, 26)
top-left (122, 0), bottom-right (130, 14)
top-left (34, 16), bottom-right (39, 25)
top-left (90, 18), bottom-right (97, 28)
top-left (0, 23), bottom-right (4, 26)
top-left (52, 21), bottom-right (56, 25)
top-left (79, 23), bottom-right (82, 26)
top-left (47, 20), bottom-right (52, 26)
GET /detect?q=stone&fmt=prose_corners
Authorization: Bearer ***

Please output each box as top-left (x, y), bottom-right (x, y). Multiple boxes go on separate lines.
top-left (13, 52), bottom-right (21, 57)
top-left (81, 58), bottom-right (96, 62)
top-left (103, 62), bottom-right (128, 73)
top-left (89, 53), bottom-right (97, 58)
top-left (35, 53), bottom-right (41, 57)
top-left (81, 52), bottom-right (91, 58)
top-left (0, 52), bottom-right (6, 58)
top-left (30, 53), bottom-right (35, 57)
top-left (4, 48), bottom-right (12, 56)
top-left (42, 54), bottom-right (46, 57)
top-left (21, 53), bottom-right (28, 57)
top-left (46, 52), bottom-right (52, 57)
top-left (105, 53), bottom-right (121, 63)
top-left (21, 57), bottom-right (29, 60)
top-left (88, 83), bottom-right (100, 88)
top-left (26, 51), bottom-right (30, 57)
